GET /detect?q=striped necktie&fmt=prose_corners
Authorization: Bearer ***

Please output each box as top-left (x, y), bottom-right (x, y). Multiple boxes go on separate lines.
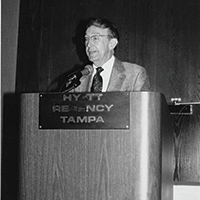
top-left (91, 67), bottom-right (104, 92)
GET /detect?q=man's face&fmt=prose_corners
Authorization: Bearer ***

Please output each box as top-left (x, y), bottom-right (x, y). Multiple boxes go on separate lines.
top-left (85, 25), bottom-right (114, 67)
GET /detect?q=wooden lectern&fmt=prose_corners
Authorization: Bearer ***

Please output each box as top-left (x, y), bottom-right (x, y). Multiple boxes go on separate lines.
top-left (19, 92), bottom-right (173, 200)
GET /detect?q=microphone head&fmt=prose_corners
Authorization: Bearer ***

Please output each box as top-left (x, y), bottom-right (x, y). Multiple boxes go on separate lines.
top-left (82, 65), bottom-right (93, 76)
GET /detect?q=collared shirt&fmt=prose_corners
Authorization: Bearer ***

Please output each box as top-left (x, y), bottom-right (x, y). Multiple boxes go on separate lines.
top-left (91, 55), bottom-right (115, 92)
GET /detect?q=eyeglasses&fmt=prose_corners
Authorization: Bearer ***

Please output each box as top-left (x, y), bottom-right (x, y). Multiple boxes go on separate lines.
top-left (83, 34), bottom-right (112, 44)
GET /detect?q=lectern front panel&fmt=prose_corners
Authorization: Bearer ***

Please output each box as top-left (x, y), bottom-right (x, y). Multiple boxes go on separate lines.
top-left (19, 92), bottom-right (173, 200)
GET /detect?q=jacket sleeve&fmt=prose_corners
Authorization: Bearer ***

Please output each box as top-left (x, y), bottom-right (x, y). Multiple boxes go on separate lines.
top-left (134, 67), bottom-right (151, 91)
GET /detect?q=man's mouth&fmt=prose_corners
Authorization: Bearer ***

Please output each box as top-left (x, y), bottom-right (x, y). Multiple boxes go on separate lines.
top-left (88, 51), bottom-right (97, 56)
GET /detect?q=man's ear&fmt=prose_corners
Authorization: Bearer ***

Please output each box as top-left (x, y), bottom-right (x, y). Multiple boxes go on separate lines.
top-left (109, 38), bottom-right (118, 50)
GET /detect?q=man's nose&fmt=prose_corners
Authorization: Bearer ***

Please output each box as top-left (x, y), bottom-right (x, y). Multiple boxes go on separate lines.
top-left (86, 38), bottom-right (93, 47)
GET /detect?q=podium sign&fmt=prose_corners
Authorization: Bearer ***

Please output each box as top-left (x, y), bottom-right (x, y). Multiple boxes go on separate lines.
top-left (39, 92), bottom-right (130, 129)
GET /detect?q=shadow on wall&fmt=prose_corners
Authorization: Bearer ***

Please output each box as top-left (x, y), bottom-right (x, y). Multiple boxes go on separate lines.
top-left (47, 18), bottom-right (92, 92)
top-left (2, 93), bottom-right (21, 200)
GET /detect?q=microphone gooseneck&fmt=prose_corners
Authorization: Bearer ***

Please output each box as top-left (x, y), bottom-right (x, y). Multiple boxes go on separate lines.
top-left (68, 65), bottom-right (92, 81)
top-left (60, 65), bottom-right (93, 93)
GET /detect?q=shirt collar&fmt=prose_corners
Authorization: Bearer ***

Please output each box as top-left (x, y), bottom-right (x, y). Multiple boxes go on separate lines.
top-left (93, 55), bottom-right (115, 73)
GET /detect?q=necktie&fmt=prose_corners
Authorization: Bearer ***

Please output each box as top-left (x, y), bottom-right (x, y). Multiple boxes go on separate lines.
top-left (91, 67), bottom-right (103, 92)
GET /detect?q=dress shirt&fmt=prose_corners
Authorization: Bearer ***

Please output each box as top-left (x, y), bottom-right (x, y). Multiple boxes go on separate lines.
top-left (91, 55), bottom-right (115, 92)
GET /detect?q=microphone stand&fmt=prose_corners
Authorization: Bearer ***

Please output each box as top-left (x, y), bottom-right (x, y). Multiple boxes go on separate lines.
top-left (60, 77), bottom-right (81, 93)
top-left (59, 65), bottom-right (92, 93)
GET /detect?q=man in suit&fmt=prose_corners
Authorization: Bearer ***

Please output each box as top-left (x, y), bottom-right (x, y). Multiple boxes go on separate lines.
top-left (69, 18), bottom-right (150, 92)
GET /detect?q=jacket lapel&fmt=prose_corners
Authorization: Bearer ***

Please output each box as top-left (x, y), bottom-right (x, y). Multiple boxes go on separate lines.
top-left (107, 58), bottom-right (126, 91)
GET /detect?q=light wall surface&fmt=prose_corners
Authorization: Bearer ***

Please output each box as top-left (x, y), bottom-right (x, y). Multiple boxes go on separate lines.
top-left (174, 185), bottom-right (200, 200)
top-left (2, 0), bottom-right (20, 94)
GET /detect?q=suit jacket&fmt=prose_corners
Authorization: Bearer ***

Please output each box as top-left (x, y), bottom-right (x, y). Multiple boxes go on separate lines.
top-left (73, 58), bottom-right (150, 92)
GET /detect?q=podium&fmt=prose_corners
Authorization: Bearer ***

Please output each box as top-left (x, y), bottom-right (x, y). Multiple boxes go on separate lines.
top-left (19, 92), bottom-right (173, 200)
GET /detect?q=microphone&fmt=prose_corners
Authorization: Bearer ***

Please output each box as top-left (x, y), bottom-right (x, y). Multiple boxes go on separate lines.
top-left (60, 65), bottom-right (93, 93)
top-left (67, 65), bottom-right (93, 82)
